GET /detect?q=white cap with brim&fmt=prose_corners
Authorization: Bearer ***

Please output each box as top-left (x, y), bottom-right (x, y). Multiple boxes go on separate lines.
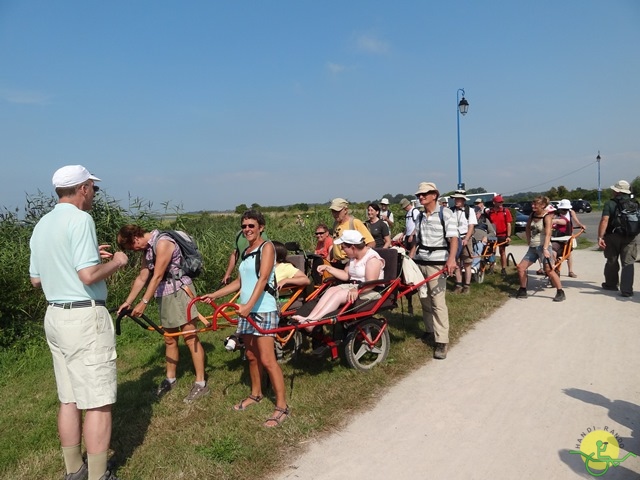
top-left (611, 180), bottom-right (631, 195)
top-left (333, 230), bottom-right (365, 245)
top-left (380, 198), bottom-right (390, 205)
top-left (52, 165), bottom-right (101, 188)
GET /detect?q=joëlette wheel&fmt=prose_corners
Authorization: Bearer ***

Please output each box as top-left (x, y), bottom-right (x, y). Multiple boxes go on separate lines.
top-left (344, 318), bottom-right (390, 371)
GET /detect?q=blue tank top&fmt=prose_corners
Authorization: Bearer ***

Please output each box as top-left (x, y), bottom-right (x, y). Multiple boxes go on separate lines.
top-left (238, 241), bottom-right (277, 313)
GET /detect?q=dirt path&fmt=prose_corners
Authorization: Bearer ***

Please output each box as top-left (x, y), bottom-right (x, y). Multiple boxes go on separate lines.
top-left (273, 245), bottom-right (640, 480)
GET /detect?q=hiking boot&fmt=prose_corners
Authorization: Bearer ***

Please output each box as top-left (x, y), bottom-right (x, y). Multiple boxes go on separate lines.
top-left (501, 268), bottom-right (507, 277)
top-left (515, 287), bottom-right (528, 299)
top-left (553, 290), bottom-right (566, 302)
top-left (65, 463), bottom-right (87, 480)
top-left (461, 285), bottom-right (470, 294)
top-left (184, 383), bottom-right (210, 404)
top-left (97, 470), bottom-right (120, 480)
top-left (434, 343), bottom-right (448, 360)
top-left (420, 332), bottom-right (435, 347)
top-left (620, 291), bottom-right (634, 298)
top-left (453, 284), bottom-right (463, 294)
top-left (156, 379), bottom-right (176, 398)
top-left (601, 283), bottom-right (618, 291)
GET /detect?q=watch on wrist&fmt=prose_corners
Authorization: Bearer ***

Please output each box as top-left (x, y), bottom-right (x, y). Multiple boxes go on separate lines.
top-left (142, 298), bottom-right (149, 304)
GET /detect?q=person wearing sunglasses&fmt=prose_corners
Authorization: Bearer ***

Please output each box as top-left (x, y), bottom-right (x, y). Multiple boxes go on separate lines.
top-left (313, 223), bottom-right (333, 260)
top-left (30, 165), bottom-right (128, 480)
top-left (202, 210), bottom-right (289, 427)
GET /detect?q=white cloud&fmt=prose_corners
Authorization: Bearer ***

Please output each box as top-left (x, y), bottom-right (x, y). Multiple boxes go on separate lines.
top-left (0, 88), bottom-right (52, 105)
top-left (326, 62), bottom-right (346, 75)
top-left (355, 34), bottom-right (390, 55)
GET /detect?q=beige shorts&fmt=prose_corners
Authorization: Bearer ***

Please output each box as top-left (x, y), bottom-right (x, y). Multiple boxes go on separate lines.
top-left (157, 286), bottom-right (199, 329)
top-left (337, 283), bottom-right (382, 301)
top-left (45, 305), bottom-right (117, 409)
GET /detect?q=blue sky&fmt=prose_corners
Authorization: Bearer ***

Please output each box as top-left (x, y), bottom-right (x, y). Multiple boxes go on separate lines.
top-left (1, 1), bottom-right (638, 213)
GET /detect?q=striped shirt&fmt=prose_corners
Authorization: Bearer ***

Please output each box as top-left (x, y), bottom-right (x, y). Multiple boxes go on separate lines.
top-left (413, 207), bottom-right (458, 264)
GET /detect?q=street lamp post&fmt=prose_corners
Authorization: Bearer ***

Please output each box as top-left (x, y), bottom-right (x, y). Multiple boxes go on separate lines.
top-left (596, 151), bottom-right (601, 208)
top-left (456, 88), bottom-right (469, 190)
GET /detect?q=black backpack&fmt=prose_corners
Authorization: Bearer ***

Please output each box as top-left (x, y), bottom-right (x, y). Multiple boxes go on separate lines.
top-left (154, 230), bottom-right (204, 279)
top-left (611, 198), bottom-right (640, 237)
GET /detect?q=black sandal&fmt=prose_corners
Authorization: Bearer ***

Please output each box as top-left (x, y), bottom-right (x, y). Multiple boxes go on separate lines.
top-left (263, 405), bottom-right (290, 427)
top-left (233, 394), bottom-right (263, 411)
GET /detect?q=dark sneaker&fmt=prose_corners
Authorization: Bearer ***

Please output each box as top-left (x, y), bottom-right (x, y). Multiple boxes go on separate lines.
top-left (553, 290), bottom-right (566, 302)
top-left (98, 471), bottom-right (120, 480)
top-left (461, 285), bottom-right (470, 294)
top-left (420, 332), bottom-right (435, 347)
top-left (184, 383), bottom-right (210, 404)
top-left (501, 268), bottom-right (507, 277)
top-left (452, 284), bottom-right (463, 294)
top-left (516, 288), bottom-right (528, 299)
top-left (620, 291), bottom-right (634, 298)
top-left (434, 343), bottom-right (448, 360)
top-left (601, 283), bottom-right (618, 291)
top-left (65, 463), bottom-right (88, 480)
top-left (156, 379), bottom-right (176, 398)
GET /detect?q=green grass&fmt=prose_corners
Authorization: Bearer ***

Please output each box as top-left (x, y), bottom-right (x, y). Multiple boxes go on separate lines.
top-left (0, 268), bottom-right (516, 480)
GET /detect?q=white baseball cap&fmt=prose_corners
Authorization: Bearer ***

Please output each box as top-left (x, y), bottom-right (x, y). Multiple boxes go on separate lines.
top-left (333, 230), bottom-right (365, 245)
top-left (52, 165), bottom-right (101, 188)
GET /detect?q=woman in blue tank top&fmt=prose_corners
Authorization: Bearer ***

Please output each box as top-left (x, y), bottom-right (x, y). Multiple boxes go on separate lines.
top-left (203, 210), bottom-right (289, 427)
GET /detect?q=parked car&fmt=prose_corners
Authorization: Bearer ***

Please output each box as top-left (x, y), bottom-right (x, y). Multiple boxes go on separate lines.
top-left (514, 211), bottom-right (529, 233)
top-left (518, 201), bottom-right (533, 215)
top-left (503, 203), bottom-right (521, 211)
top-left (571, 200), bottom-right (592, 213)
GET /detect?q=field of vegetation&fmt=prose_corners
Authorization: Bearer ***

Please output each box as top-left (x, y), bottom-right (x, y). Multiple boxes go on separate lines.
top-left (0, 187), bottom-right (592, 479)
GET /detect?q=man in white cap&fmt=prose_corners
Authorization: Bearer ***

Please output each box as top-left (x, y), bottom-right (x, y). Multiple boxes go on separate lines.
top-left (29, 165), bottom-right (128, 480)
top-left (329, 198), bottom-right (374, 266)
top-left (379, 198), bottom-right (394, 230)
top-left (410, 182), bottom-right (458, 360)
top-left (597, 180), bottom-right (638, 297)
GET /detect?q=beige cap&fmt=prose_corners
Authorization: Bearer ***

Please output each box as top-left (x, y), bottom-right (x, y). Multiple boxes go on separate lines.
top-left (329, 198), bottom-right (349, 211)
top-left (415, 182), bottom-right (438, 195)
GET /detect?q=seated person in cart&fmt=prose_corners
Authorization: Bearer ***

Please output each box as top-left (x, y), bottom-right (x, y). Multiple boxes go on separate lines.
top-left (292, 230), bottom-right (384, 329)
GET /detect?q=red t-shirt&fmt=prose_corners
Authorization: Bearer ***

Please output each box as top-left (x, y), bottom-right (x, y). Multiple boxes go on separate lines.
top-left (487, 207), bottom-right (513, 236)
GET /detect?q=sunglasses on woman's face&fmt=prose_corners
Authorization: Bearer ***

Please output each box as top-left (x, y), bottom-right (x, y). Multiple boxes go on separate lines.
top-left (241, 223), bottom-right (257, 229)
top-left (315, 231), bottom-right (326, 236)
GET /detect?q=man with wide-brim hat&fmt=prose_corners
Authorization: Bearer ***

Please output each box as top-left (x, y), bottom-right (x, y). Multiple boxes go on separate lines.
top-left (597, 180), bottom-right (638, 297)
top-left (450, 190), bottom-right (477, 294)
top-left (379, 198), bottom-right (394, 229)
top-left (328, 198), bottom-right (375, 266)
top-left (410, 181), bottom-right (458, 360)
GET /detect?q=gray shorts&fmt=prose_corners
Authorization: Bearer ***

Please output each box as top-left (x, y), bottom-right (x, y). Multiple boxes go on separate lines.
top-left (157, 286), bottom-right (199, 329)
top-left (45, 305), bottom-right (117, 409)
top-left (522, 245), bottom-right (554, 264)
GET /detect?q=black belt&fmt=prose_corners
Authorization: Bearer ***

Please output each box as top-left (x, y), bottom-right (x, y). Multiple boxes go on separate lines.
top-left (48, 300), bottom-right (106, 309)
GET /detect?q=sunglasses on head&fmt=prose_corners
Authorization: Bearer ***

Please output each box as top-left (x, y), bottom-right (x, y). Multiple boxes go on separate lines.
top-left (241, 223), bottom-right (257, 229)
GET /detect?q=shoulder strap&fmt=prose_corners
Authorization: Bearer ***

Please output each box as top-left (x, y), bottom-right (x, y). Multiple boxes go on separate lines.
top-left (465, 204), bottom-right (470, 221)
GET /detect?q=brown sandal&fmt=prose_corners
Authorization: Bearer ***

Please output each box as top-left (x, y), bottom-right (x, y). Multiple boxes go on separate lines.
top-left (263, 405), bottom-right (290, 427)
top-left (233, 394), bottom-right (263, 411)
